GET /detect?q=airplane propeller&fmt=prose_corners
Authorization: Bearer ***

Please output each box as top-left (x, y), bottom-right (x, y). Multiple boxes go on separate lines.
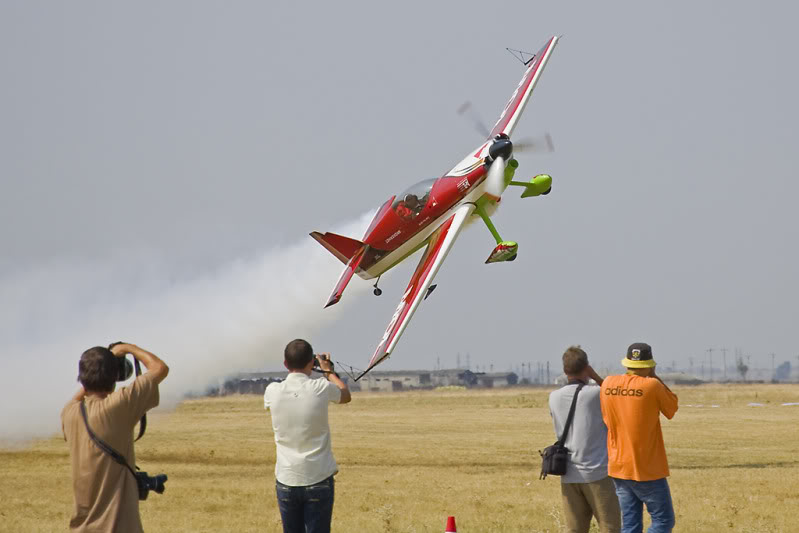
top-left (456, 100), bottom-right (490, 138)
top-left (513, 133), bottom-right (555, 154)
top-left (457, 101), bottom-right (554, 155)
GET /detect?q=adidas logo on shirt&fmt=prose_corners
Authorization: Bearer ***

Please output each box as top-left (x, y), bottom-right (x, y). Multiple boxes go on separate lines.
top-left (604, 386), bottom-right (644, 397)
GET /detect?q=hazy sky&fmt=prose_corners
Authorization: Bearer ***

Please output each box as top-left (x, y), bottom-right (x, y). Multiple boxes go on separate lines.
top-left (2, 1), bottom-right (797, 437)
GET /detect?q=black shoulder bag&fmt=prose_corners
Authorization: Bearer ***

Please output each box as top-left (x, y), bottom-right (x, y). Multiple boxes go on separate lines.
top-left (539, 383), bottom-right (584, 480)
top-left (80, 400), bottom-right (166, 500)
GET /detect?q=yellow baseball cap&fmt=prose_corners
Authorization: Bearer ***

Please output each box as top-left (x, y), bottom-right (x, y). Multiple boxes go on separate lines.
top-left (621, 342), bottom-right (657, 368)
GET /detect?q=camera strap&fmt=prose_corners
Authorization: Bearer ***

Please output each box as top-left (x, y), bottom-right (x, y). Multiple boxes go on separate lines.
top-left (79, 400), bottom-right (139, 481)
top-left (133, 358), bottom-right (147, 442)
top-left (557, 383), bottom-right (585, 446)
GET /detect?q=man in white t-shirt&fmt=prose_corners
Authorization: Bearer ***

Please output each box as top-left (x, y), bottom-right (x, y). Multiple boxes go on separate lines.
top-left (264, 339), bottom-right (351, 533)
top-left (549, 345), bottom-right (621, 533)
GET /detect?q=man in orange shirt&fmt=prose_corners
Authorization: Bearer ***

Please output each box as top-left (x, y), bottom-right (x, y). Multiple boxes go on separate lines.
top-left (600, 343), bottom-right (678, 533)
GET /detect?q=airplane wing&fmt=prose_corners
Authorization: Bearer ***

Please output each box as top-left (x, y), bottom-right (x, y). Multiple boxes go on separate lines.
top-left (489, 35), bottom-right (560, 139)
top-left (355, 203), bottom-right (476, 381)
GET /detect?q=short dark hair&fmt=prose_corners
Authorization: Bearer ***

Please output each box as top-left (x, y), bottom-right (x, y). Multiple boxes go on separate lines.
top-left (562, 345), bottom-right (588, 376)
top-left (284, 339), bottom-right (314, 370)
top-left (79, 346), bottom-right (117, 392)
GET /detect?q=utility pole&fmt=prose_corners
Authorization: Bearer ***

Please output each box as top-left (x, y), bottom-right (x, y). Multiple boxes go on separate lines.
top-left (720, 347), bottom-right (728, 381)
top-left (706, 348), bottom-right (714, 382)
top-left (546, 361), bottom-right (550, 384)
top-left (771, 353), bottom-right (776, 381)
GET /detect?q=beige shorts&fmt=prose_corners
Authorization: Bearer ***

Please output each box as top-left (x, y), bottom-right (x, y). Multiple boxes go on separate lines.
top-left (560, 476), bottom-right (621, 533)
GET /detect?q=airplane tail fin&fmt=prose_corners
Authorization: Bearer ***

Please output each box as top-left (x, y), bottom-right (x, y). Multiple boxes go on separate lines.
top-left (310, 231), bottom-right (365, 265)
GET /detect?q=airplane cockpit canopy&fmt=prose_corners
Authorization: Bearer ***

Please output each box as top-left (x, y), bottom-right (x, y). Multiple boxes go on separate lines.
top-left (392, 178), bottom-right (435, 222)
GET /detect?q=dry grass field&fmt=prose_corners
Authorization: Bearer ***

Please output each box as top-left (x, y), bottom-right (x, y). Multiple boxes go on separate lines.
top-left (3, 384), bottom-right (798, 532)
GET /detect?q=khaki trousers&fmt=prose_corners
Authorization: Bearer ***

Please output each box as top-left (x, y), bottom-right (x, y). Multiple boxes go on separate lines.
top-left (560, 476), bottom-right (621, 533)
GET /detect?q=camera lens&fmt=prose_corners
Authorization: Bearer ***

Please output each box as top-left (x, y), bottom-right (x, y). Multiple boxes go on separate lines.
top-left (117, 358), bottom-right (134, 381)
top-left (151, 474), bottom-right (167, 494)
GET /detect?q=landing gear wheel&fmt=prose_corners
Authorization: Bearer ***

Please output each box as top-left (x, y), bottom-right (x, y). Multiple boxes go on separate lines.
top-left (372, 276), bottom-right (382, 296)
top-left (541, 186), bottom-right (552, 195)
top-left (508, 254), bottom-right (517, 262)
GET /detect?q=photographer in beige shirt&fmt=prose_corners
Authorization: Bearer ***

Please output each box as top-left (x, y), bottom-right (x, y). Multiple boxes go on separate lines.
top-left (61, 343), bottom-right (168, 532)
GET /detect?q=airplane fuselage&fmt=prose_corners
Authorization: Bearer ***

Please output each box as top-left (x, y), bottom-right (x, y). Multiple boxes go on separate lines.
top-left (354, 141), bottom-right (505, 280)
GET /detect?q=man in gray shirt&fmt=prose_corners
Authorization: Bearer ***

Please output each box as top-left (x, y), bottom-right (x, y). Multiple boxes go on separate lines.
top-left (549, 346), bottom-right (621, 533)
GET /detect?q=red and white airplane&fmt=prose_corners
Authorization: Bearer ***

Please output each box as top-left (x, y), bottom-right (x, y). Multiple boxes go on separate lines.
top-left (312, 36), bottom-right (560, 380)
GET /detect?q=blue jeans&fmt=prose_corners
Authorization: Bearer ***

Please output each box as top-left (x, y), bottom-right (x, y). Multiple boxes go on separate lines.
top-left (275, 476), bottom-right (335, 533)
top-left (612, 478), bottom-right (675, 533)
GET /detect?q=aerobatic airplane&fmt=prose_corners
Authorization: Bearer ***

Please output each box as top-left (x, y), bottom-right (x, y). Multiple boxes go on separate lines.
top-left (311, 35), bottom-right (560, 380)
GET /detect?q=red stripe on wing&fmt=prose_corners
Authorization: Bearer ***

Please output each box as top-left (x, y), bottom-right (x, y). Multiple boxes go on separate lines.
top-left (356, 204), bottom-right (475, 380)
top-left (489, 36), bottom-right (558, 139)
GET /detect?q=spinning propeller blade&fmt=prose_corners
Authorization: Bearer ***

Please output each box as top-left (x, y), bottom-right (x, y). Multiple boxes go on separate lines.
top-left (457, 101), bottom-right (554, 153)
top-left (456, 101), bottom-right (490, 138)
top-left (512, 133), bottom-right (555, 154)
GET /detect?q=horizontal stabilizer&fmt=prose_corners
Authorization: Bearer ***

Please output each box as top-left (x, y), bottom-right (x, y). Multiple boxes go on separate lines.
top-left (310, 231), bottom-right (365, 265)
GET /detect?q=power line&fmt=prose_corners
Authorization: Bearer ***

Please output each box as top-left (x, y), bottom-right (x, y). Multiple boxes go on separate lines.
top-left (720, 347), bottom-right (728, 380)
top-left (706, 348), bottom-right (715, 382)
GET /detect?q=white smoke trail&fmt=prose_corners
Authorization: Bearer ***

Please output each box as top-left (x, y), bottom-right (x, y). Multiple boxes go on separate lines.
top-left (0, 212), bottom-right (374, 444)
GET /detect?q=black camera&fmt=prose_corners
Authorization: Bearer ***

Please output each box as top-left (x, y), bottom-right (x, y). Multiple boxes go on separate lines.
top-left (115, 357), bottom-right (134, 382)
top-left (108, 342), bottom-right (134, 382)
top-left (312, 360), bottom-right (333, 373)
top-left (312, 355), bottom-right (340, 378)
top-left (135, 471), bottom-right (168, 500)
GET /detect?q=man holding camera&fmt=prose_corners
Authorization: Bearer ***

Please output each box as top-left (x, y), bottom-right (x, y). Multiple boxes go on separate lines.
top-left (264, 339), bottom-right (351, 533)
top-left (549, 346), bottom-right (621, 533)
top-left (61, 343), bottom-right (169, 532)
top-left (600, 343), bottom-right (678, 533)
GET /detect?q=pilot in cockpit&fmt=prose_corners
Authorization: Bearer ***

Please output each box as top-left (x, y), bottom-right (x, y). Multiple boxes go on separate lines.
top-left (396, 194), bottom-right (421, 221)
top-left (404, 194), bottom-right (421, 212)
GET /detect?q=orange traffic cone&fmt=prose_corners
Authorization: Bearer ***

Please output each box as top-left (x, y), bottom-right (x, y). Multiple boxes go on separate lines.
top-left (445, 516), bottom-right (457, 532)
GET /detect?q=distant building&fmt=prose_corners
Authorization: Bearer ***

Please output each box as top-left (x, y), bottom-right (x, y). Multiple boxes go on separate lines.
top-left (474, 372), bottom-right (518, 388)
top-left (430, 369), bottom-right (477, 387)
top-left (355, 370), bottom-right (432, 392)
top-left (211, 370), bottom-right (336, 396)
top-left (354, 369), bottom-right (480, 391)
top-left (210, 368), bottom-right (526, 396)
